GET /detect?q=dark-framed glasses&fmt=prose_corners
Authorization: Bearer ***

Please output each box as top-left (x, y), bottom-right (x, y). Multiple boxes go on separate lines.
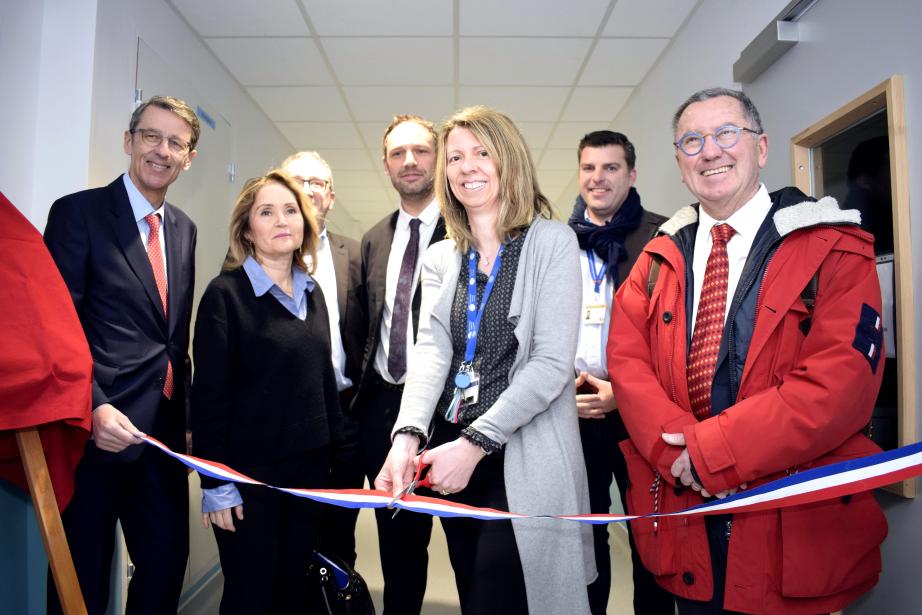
top-left (674, 124), bottom-right (762, 156)
top-left (295, 177), bottom-right (330, 192)
top-left (131, 128), bottom-right (191, 155)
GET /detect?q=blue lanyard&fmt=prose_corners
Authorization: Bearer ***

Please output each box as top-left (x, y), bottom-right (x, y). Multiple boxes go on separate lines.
top-left (453, 245), bottom-right (504, 390)
top-left (586, 250), bottom-right (606, 294)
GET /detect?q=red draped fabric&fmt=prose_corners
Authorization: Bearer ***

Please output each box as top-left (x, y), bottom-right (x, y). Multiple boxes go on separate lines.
top-left (0, 191), bottom-right (92, 510)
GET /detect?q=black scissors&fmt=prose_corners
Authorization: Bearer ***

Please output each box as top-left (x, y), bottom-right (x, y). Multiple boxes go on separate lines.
top-left (387, 459), bottom-right (432, 518)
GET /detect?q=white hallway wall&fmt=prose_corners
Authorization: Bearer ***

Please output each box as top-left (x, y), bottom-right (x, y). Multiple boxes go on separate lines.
top-left (746, 1), bottom-right (922, 612)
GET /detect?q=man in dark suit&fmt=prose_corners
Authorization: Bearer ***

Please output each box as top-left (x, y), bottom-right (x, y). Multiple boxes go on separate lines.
top-left (354, 115), bottom-right (445, 614)
top-left (281, 151), bottom-right (365, 565)
top-left (44, 95), bottom-right (199, 615)
top-left (567, 130), bottom-right (673, 615)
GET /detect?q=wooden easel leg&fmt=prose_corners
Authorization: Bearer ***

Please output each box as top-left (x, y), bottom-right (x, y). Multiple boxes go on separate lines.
top-left (15, 427), bottom-right (87, 615)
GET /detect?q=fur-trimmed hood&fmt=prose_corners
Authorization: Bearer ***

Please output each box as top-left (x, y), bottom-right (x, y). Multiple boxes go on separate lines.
top-left (657, 187), bottom-right (862, 238)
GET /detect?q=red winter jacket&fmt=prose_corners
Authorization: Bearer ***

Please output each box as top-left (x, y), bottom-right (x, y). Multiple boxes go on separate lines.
top-left (608, 190), bottom-right (887, 614)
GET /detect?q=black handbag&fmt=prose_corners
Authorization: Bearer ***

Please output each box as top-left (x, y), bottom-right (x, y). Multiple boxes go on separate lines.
top-left (305, 551), bottom-right (376, 615)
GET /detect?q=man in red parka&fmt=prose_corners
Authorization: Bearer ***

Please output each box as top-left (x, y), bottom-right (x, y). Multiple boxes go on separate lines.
top-left (608, 88), bottom-right (887, 615)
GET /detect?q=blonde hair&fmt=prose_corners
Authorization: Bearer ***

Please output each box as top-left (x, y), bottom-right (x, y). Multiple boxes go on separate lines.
top-left (435, 106), bottom-right (552, 252)
top-left (223, 170), bottom-right (320, 273)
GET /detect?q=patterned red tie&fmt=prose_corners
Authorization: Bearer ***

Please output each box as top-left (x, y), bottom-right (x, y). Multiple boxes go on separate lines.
top-left (145, 213), bottom-right (174, 399)
top-left (687, 223), bottom-right (736, 421)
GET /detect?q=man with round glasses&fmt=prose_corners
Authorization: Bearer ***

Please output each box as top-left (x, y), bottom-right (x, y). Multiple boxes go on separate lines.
top-left (281, 151), bottom-right (364, 567)
top-left (44, 95), bottom-right (199, 614)
top-left (608, 87), bottom-right (887, 614)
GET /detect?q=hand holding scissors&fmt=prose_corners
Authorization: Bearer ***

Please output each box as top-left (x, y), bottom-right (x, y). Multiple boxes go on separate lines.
top-left (387, 458), bottom-right (432, 518)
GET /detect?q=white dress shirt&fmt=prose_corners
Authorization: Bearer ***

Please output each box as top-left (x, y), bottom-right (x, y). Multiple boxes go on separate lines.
top-left (123, 173), bottom-right (167, 286)
top-left (691, 184), bottom-right (772, 326)
top-left (306, 229), bottom-right (352, 391)
top-left (374, 199), bottom-right (441, 384)
top-left (574, 245), bottom-right (613, 380)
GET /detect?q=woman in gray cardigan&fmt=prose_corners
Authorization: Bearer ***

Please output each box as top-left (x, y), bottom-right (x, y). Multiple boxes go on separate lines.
top-left (376, 106), bottom-right (595, 615)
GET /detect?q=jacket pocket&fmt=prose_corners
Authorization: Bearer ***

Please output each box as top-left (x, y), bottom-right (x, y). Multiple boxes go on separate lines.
top-left (620, 440), bottom-right (677, 576)
top-left (767, 297), bottom-right (810, 384)
top-left (780, 476), bottom-right (887, 597)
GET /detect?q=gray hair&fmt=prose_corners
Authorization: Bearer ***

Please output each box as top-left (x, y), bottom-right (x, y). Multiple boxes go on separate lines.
top-left (280, 150), bottom-right (334, 190)
top-left (672, 87), bottom-right (764, 135)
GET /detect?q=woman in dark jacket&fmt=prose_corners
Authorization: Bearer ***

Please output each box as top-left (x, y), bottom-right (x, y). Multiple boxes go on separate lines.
top-left (191, 170), bottom-right (341, 615)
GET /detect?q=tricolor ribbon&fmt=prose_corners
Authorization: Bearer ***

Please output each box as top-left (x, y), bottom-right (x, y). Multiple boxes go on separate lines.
top-left (144, 436), bottom-right (922, 523)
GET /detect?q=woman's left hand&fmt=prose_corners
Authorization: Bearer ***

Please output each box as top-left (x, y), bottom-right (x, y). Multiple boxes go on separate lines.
top-left (423, 438), bottom-right (486, 495)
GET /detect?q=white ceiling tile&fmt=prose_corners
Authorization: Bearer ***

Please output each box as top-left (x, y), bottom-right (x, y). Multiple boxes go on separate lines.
top-left (301, 0), bottom-right (453, 36)
top-left (460, 0), bottom-right (610, 36)
top-left (604, 0), bottom-right (698, 37)
top-left (206, 38), bottom-right (331, 86)
top-left (343, 86), bottom-right (455, 122)
top-left (323, 38), bottom-right (453, 85)
top-left (547, 122), bottom-right (611, 149)
top-left (460, 38), bottom-right (591, 86)
top-left (337, 186), bottom-right (392, 202)
top-left (458, 87), bottom-right (570, 122)
top-left (317, 148), bottom-right (378, 171)
top-left (515, 122), bottom-right (556, 150)
top-left (172, 0), bottom-right (309, 36)
top-left (275, 122), bottom-right (364, 149)
top-left (561, 87), bottom-right (633, 121)
top-left (357, 122), bottom-right (397, 155)
top-left (247, 86), bottom-right (349, 121)
top-left (579, 38), bottom-right (669, 86)
top-left (538, 148), bottom-right (579, 171)
top-left (328, 170), bottom-right (388, 188)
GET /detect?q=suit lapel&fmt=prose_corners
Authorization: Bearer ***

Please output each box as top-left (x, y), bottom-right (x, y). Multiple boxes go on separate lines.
top-left (109, 180), bottom-right (166, 325)
top-left (328, 232), bottom-right (349, 313)
top-left (164, 202), bottom-right (184, 339)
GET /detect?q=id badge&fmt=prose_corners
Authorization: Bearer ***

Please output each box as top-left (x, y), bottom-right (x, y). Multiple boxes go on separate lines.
top-left (583, 303), bottom-right (607, 325)
top-left (460, 369), bottom-right (480, 406)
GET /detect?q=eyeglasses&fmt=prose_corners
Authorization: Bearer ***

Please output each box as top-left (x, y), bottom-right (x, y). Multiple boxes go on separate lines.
top-left (294, 177), bottom-right (331, 192)
top-left (131, 128), bottom-right (191, 154)
top-left (674, 124), bottom-right (762, 156)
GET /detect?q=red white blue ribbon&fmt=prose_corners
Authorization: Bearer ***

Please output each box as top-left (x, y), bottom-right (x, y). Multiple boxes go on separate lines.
top-left (143, 436), bottom-right (922, 523)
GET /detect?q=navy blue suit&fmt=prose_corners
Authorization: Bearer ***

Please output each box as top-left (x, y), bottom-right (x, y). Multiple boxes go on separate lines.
top-left (44, 175), bottom-right (195, 615)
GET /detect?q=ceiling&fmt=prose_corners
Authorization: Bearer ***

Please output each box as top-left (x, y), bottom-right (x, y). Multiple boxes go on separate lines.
top-left (170, 0), bottom-right (699, 232)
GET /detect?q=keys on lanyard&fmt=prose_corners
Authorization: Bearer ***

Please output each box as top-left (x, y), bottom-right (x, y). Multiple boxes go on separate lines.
top-left (444, 246), bottom-right (505, 423)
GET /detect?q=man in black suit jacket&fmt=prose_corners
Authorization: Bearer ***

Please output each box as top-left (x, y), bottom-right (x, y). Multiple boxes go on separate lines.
top-left (567, 130), bottom-right (673, 615)
top-left (281, 151), bottom-right (365, 565)
top-left (44, 96), bottom-right (199, 615)
top-left (354, 115), bottom-right (445, 615)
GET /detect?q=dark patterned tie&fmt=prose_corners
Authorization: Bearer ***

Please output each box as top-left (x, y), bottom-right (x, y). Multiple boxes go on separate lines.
top-left (687, 223), bottom-right (736, 420)
top-left (145, 213), bottom-right (173, 399)
top-left (387, 218), bottom-right (421, 381)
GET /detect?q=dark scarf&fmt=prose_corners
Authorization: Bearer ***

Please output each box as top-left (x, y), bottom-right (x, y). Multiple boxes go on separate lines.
top-left (567, 187), bottom-right (643, 284)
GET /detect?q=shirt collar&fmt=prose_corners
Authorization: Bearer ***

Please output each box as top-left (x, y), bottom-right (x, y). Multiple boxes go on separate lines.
top-left (242, 255), bottom-right (315, 297)
top-left (397, 198), bottom-right (439, 230)
top-left (123, 173), bottom-right (165, 223)
top-left (698, 184), bottom-right (771, 240)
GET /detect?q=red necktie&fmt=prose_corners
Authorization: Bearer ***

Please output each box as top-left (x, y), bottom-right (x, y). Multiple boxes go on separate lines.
top-left (687, 223), bottom-right (736, 421)
top-left (145, 213), bottom-right (174, 399)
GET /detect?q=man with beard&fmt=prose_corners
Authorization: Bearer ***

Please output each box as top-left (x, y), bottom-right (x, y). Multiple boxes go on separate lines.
top-left (567, 130), bottom-right (672, 615)
top-left (354, 115), bottom-right (446, 614)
